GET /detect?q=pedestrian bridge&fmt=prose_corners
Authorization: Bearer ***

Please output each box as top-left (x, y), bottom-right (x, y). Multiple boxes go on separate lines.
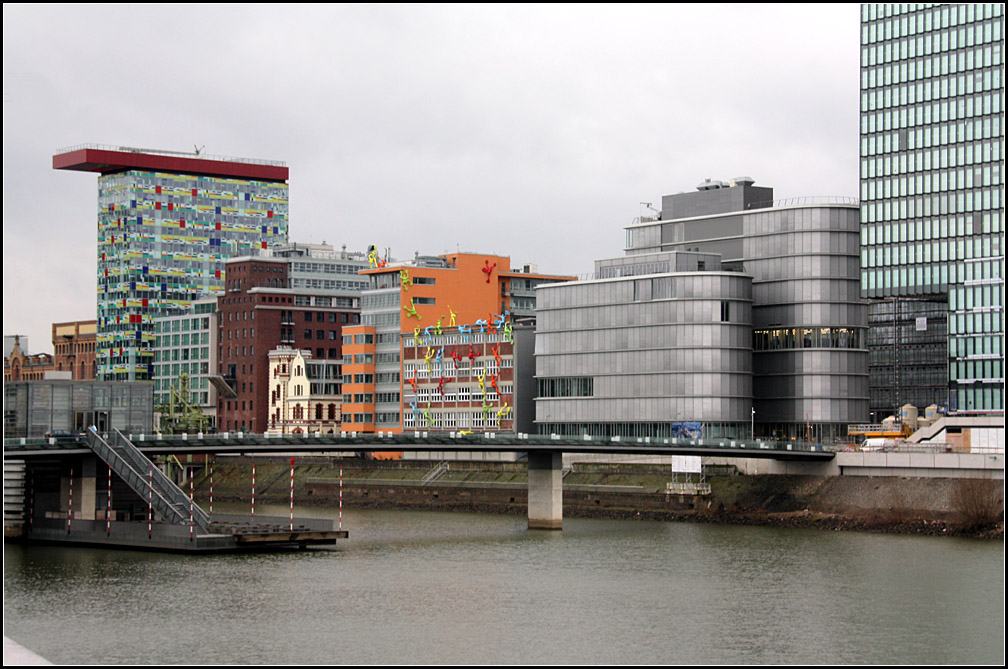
top-left (5, 430), bottom-right (833, 530)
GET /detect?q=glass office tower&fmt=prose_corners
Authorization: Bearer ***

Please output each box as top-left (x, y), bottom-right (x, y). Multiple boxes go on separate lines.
top-left (55, 145), bottom-right (289, 382)
top-left (859, 4), bottom-right (1004, 416)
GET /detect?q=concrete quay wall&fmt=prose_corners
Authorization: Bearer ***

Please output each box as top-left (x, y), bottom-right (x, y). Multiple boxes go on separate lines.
top-left (708, 452), bottom-right (1004, 479)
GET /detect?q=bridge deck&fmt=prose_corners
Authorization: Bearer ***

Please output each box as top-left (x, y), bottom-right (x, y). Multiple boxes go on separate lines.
top-left (5, 431), bottom-right (834, 461)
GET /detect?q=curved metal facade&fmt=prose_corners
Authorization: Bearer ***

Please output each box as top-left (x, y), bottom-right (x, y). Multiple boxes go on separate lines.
top-left (535, 262), bottom-right (753, 439)
top-left (745, 205), bottom-right (869, 442)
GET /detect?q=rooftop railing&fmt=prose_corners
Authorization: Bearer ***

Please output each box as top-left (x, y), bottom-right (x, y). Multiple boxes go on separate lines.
top-left (745, 195), bottom-right (859, 209)
top-left (55, 143), bottom-right (287, 168)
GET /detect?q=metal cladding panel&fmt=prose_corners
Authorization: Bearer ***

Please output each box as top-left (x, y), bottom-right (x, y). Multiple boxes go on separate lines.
top-left (53, 148), bottom-right (289, 182)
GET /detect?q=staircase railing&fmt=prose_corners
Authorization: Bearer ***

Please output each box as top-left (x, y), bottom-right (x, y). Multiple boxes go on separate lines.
top-left (421, 461), bottom-right (450, 486)
top-left (84, 428), bottom-right (211, 531)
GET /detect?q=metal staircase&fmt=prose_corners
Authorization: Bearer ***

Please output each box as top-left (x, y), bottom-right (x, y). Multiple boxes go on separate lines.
top-left (85, 428), bottom-right (211, 531)
top-left (421, 461), bottom-right (450, 486)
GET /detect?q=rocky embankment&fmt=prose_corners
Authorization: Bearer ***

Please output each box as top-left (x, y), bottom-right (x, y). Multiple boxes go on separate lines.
top-left (194, 458), bottom-right (1004, 539)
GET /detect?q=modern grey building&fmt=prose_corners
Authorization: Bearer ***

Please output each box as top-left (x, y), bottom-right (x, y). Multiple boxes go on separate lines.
top-left (543, 177), bottom-right (868, 443)
top-left (536, 251), bottom-right (753, 440)
top-left (859, 4), bottom-right (1004, 417)
top-left (268, 242), bottom-right (370, 307)
top-left (4, 380), bottom-right (154, 438)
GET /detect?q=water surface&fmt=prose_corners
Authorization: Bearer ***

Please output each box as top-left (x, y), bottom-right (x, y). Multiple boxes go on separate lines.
top-left (4, 505), bottom-right (1004, 664)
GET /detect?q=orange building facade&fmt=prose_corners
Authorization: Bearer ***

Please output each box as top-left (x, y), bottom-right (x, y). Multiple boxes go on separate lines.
top-left (340, 252), bottom-right (573, 442)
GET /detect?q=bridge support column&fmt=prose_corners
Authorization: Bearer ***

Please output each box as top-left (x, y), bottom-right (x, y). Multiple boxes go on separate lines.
top-left (527, 451), bottom-right (562, 530)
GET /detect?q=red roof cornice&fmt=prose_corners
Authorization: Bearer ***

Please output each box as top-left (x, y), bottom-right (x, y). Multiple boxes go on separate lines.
top-left (53, 148), bottom-right (288, 182)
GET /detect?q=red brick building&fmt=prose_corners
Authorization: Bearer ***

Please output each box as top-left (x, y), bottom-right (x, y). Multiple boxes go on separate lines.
top-left (52, 320), bottom-right (97, 380)
top-left (215, 256), bottom-right (360, 432)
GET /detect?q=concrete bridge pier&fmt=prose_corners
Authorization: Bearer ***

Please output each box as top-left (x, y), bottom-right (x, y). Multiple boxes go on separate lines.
top-left (527, 450), bottom-right (562, 530)
top-left (59, 456), bottom-right (98, 521)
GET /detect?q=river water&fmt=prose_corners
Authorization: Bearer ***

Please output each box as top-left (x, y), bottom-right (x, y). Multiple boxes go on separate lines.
top-left (3, 504), bottom-right (1004, 664)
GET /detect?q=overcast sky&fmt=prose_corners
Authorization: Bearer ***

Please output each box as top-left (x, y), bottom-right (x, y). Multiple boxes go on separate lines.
top-left (3, 4), bottom-right (859, 355)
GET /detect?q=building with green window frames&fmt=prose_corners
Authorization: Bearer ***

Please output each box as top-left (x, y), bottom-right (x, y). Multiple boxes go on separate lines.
top-left (152, 298), bottom-right (218, 429)
top-left (859, 4), bottom-right (1004, 417)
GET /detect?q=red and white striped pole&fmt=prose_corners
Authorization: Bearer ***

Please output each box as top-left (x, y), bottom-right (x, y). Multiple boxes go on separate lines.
top-left (189, 468), bottom-right (194, 542)
top-left (289, 457), bottom-right (295, 533)
top-left (251, 460), bottom-right (256, 520)
top-left (339, 464), bottom-right (343, 532)
top-left (148, 466), bottom-right (153, 540)
top-left (209, 462), bottom-right (214, 519)
top-left (66, 467), bottom-right (73, 535)
top-left (107, 464), bottom-right (112, 537)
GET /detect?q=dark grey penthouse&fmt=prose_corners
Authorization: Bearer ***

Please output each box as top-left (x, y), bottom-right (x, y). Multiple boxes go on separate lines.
top-left (536, 178), bottom-right (868, 443)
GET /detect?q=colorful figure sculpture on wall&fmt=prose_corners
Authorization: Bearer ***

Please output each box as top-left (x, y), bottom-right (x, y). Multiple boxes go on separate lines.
top-left (404, 299), bottom-right (420, 321)
top-left (447, 306), bottom-right (457, 327)
top-left (503, 321), bottom-right (514, 344)
top-left (457, 323), bottom-right (472, 342)
top-left (408, 376), bottom-right (419, 394)
top-left (492, 311), bottom-right (509, 330)
top-left (491, 344), bottom-right (501, 366)
top-left (475, 318), bottom-right (488, 334)
top-left (413, 327), bottom-right (422, 347)
top-left (424, 346), bottom-right (434, 373)
top-left (437, 376), bottom-right (446, 396)
top-left (482, 259), bottom-right (496, 283)
top-left (400, 268), bottom-right (413, 290)
top-left (496, 403), bottom-right (511, 419)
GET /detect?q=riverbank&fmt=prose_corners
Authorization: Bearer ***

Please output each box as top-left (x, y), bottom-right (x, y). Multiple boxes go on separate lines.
top-left (192, 457), bottom-right (1004, 539)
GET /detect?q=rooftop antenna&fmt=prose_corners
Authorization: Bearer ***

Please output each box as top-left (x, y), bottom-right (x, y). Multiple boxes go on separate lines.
top-left (194, 144), bottom-right (205, 156)
top-left (640, 201), bottom-right (661, 218)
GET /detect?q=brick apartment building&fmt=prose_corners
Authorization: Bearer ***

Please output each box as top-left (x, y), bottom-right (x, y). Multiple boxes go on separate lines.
top-left (52, 320), bottom-right (97, 380)
top-left (214, 256), bottom-right (360, 432)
